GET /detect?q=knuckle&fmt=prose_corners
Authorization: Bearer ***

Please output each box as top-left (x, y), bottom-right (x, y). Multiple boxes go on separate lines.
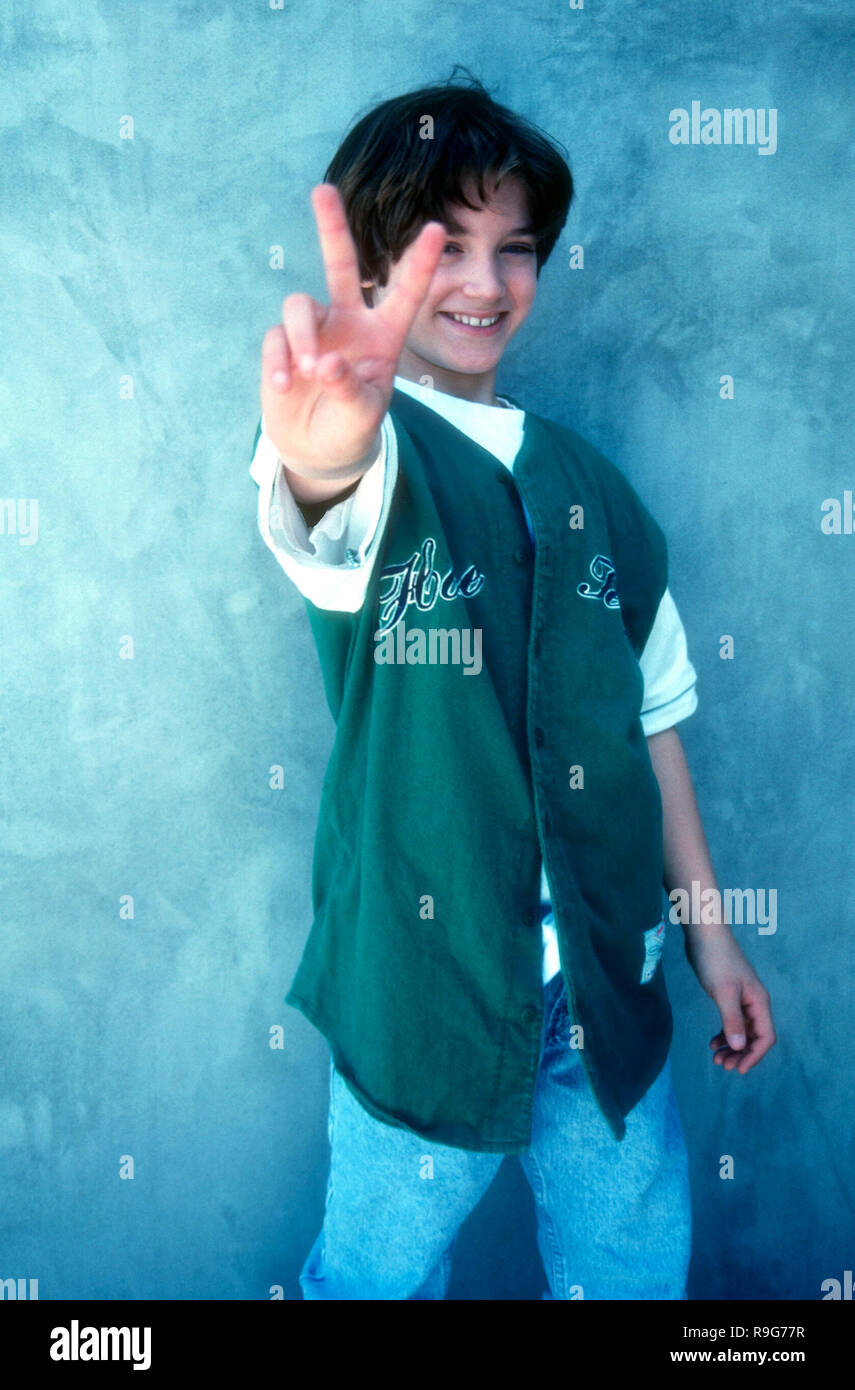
top-left (282, 291), bottom-right (313, 315)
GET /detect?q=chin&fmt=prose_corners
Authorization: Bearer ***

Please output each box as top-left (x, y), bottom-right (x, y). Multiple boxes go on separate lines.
top-left (436, 345), bottom-right (503, 368)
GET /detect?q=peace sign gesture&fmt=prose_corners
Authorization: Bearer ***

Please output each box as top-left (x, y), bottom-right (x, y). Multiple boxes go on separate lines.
top-left (260, 183), bottom-right (447, 499)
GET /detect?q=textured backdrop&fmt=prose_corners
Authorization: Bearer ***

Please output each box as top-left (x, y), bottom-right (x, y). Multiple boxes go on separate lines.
top-left (1, 0), bottom-right (852, 1300)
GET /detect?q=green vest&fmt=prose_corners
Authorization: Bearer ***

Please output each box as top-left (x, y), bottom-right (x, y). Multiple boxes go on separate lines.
top-left (274, 386), bottom-right (671, 1152)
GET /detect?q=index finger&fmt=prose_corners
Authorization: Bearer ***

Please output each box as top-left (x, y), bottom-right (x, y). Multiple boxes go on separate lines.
top-left (376, 220), bottom-right (448, 342)
top-left (310, 183), bottom-right (364, 310)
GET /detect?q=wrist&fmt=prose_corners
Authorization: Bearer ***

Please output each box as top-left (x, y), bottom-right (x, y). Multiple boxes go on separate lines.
top-left (295, 475), bottom-right (363, 529)
top-left (281, 430), bottom-right (381, 504)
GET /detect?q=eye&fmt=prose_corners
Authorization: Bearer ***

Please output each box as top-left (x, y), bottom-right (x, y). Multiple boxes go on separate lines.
top-left (442, 242), bottom-right (535, 256)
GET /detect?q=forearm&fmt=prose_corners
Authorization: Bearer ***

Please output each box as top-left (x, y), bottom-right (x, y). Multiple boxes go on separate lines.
top-left (646, 726), bottom-right (728, 932)
top-left (646, 730), bottom-right (775, 1067)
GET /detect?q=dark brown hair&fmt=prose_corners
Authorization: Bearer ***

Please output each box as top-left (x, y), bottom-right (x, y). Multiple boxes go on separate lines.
top-left (323, 67), bottom-right (574, 305)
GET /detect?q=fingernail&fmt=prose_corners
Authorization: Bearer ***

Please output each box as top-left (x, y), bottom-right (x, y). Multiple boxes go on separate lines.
top-left (272, 370), bottom-right (288, 389)
top-left (299, 355), bottom-right (317, 373)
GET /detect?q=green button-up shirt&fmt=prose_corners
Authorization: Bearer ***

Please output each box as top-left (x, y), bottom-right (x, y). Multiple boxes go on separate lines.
top-left (275, 387), bottom-right (671, 1152)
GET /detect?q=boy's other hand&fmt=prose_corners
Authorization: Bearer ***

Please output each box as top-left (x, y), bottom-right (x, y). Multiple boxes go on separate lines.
top-left (683, 926), bottom-right (777, 1075)
top-left (260, 183), bottom-right (446, 494)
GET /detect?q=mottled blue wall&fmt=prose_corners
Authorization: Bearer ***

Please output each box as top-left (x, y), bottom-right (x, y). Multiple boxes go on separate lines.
top-left (2, 0), bottom-right (852, 1301)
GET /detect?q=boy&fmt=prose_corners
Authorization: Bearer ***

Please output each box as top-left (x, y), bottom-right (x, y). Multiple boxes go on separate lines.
top-left (250, 77), bottom-right (776, 1300)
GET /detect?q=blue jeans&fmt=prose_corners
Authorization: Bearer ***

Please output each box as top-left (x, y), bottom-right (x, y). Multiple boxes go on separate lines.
top-left (298, 968), bottom-right (692, 1299)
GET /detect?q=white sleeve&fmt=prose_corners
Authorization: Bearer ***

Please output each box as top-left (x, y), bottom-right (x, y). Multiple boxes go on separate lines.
top-left (249, 414), bottom-right (398, 612)
top-left (639, 588), bottom-right (699, 736)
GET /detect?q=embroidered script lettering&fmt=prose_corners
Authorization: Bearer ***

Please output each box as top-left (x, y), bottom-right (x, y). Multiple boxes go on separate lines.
top-left (576, 553), bottom-right (620, 609)
top-left (377, 537), bottom-right (485, 632)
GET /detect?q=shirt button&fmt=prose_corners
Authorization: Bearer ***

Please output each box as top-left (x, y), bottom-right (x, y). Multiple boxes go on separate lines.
top-left (520, 1004), bottom-right (539, 1026)
top-left (344, 547), bottom-right (361, 568)
top-left (534, 726), bottom-right (545, 747)
top-left (513, 545), bottom-right (528, 564)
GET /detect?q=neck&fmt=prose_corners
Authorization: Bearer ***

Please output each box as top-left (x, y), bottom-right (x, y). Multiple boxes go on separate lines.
top-left (396, 349), bottom-right (501, 407)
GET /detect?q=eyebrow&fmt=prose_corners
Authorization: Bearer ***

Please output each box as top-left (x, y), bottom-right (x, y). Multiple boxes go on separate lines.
top-left (442, 216), bottom-right (536, 237)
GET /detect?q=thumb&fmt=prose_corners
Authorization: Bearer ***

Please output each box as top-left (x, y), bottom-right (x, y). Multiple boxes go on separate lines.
top-left (717, 987), bottom-right (747, 1049)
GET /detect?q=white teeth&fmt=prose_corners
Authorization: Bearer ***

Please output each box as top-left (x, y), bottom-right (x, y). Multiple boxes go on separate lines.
top-left (449, 313), bottom-right (500, 327)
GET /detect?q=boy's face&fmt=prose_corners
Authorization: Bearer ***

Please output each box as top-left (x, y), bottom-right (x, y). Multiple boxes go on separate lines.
top-left (368, 174), bottom-right (538, 403)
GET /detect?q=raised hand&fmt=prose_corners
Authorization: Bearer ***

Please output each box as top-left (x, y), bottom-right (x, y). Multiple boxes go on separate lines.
top-left (260, 184), bottom-right (446, 492)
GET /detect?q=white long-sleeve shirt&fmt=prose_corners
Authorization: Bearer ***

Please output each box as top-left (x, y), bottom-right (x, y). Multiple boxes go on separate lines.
top-left (251, 375), bottom-right (698, 983)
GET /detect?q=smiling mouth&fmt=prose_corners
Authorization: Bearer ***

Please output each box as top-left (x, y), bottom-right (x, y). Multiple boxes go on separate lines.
top-left (439, 311), bottom-right (507, 330)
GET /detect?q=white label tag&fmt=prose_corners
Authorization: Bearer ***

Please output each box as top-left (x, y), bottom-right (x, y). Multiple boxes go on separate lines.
top-left (640, 917), bottom-right (666, 984)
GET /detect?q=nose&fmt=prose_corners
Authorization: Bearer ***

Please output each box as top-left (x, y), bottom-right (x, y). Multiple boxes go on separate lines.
top-left (459, 253), bottom-right (505, 302)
